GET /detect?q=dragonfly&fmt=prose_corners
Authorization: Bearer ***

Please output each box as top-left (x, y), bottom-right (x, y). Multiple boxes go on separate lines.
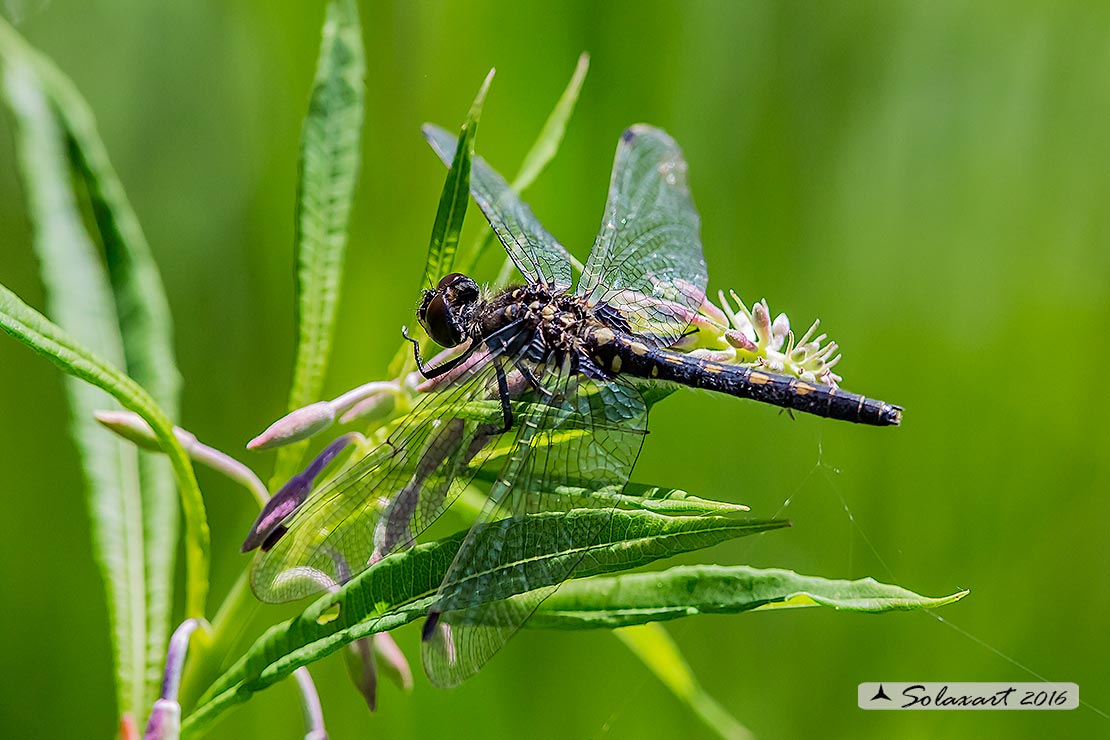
top-left (244, 124), bottom-right (902, 688)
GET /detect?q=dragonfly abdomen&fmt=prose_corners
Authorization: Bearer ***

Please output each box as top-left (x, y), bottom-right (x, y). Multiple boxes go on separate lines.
top-left (587, 328), bottom-right (902, 426)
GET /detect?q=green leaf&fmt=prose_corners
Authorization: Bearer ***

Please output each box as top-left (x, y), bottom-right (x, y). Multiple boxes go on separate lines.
top-left (529, 565), bottom-right (969, 629)
top-left (0, 50), bottom-right (149, 719)
top-left (271, 0), bottom-right (366, 487)
top-left (420, 67), bottom-right (494, 290)
top-left (1, 15), bottom-right (186, 711)
top-left (474, 468), bottom-right (751, 516)
top-left (0, 284), bottom-right (210, 620)
top-left (615, 624), bottom-right (753, 740)
top-left (48, 50), bottom-right (182, 716)
top-left (182, 511), bottom-right (784, 735)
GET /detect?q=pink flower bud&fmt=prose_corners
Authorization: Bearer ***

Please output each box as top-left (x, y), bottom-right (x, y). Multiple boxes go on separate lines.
top-left (724, 329), bottom-right (757, 352)
top-left (698, 295), bottom-right (729, 326)
top-left (752, 300), bottom-right (772, 345)
top-left (247, 402), bottom-right (335, 450)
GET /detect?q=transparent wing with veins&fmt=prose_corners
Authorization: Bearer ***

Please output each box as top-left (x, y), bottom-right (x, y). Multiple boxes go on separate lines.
top-left (578, 125), bottom-right (706, 348)
top-left (421, 356), bottom-right (649, 687)
top-left (249, 323), bottom-right (533, 604)
top-left (424, 124), bottom-right (574, 291)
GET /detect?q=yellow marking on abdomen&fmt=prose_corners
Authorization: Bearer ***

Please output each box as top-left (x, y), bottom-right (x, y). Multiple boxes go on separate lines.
top-left (593, 328), bottom-right (615, 345)
top-left (793, 382), bottom-right (815, 395)
top-left (748, 372), bottom-right (771, 385)
top-left (610, 355), bottom-right (622, 373)
top-left (650, 366), bottom-right (659, 377)
top-left (703, 363), bottom-right (722, 374)
top-left (629, 341), bottom-right (649, 356)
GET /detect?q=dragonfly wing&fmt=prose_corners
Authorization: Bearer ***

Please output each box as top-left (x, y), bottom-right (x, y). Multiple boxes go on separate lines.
top-left (577, 126), bottom-right (706, 347)
top-left (249, 323), bottom-right (531, 603)
top-left (424, 124), bottom-right (574, 291)
top-left (421, 358), bottom-right (648, 687)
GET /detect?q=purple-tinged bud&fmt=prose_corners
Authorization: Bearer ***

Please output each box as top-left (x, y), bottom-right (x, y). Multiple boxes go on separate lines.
top-left (143, 619), bottom-right (199, 740)
top-left (247, 402), bottom-right (335, 451)
top-left (374, 632), bottom-right (413, 692)
top-left (241, 434), bottom-right (359, 552)
top-left (724, 329), bottom-right (757, 352)
top-left (143, 700), bottom-right (179, 740)
top-left (698, 295), bottom-right (729, 326)
top-left (752, 300), bottom-right (772, 345)
top-left (344, 638), bottom-right (378, 711)
top-left (294, 667), bottom-right (328, 740)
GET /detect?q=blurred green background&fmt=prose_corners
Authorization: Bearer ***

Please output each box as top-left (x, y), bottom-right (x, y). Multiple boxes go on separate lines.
top-left (2, 1), bottom-right (1108, 738)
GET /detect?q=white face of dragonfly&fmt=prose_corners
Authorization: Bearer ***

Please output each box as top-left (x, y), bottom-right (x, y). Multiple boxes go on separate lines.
top-left (419, 272), bottom-right (480, 347)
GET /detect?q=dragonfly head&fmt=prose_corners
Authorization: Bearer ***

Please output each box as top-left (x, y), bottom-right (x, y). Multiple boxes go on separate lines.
top-left (419, 272), bottom-right (480, 347)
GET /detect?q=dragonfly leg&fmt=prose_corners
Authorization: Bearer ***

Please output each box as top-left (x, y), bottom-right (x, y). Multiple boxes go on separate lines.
top-left (402, 326), bottom-right (475, 378)
top-left (512, 360), bottom-right (558, 401)
top-left (492, 359), bottom-right (513, 433)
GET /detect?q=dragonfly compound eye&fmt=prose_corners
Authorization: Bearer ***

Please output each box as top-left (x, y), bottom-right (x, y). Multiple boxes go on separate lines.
top-left (437, 272), bottom-right (467, 289)
top-left (420, 292), bottom-right (465, 347)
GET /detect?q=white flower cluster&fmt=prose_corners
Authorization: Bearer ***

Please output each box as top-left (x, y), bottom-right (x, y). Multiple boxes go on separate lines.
top-left (673, 290), bottom-right (844, 387)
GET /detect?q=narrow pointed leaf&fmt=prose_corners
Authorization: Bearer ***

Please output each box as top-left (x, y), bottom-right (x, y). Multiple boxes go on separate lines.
top-left (529, 565), bottom-right (969, 629)
top-left (183, 511), bottom-right (785, 735)
top-left (473, 468), bottom-right (750, 516)
top-left (272, 0), bottom-right (366, 487)
top-left (0, 50), bottom-right (148, 718)
top-left (1, 15), bottom-right (186, 707)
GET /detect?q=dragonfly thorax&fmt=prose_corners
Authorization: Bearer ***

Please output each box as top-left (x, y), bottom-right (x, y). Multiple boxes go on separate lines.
top-left (475, 284), bottom-right (608, 361)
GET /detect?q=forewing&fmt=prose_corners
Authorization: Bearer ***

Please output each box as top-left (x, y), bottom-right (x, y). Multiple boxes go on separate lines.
top-left (250, 327), bottom-right (528, 603)
top-left (422, 359), bottom-right (648, 687)
top-left (578, 125), bottom-right (706, 347)
top-left (424, 124), bottom-right (573, 291)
